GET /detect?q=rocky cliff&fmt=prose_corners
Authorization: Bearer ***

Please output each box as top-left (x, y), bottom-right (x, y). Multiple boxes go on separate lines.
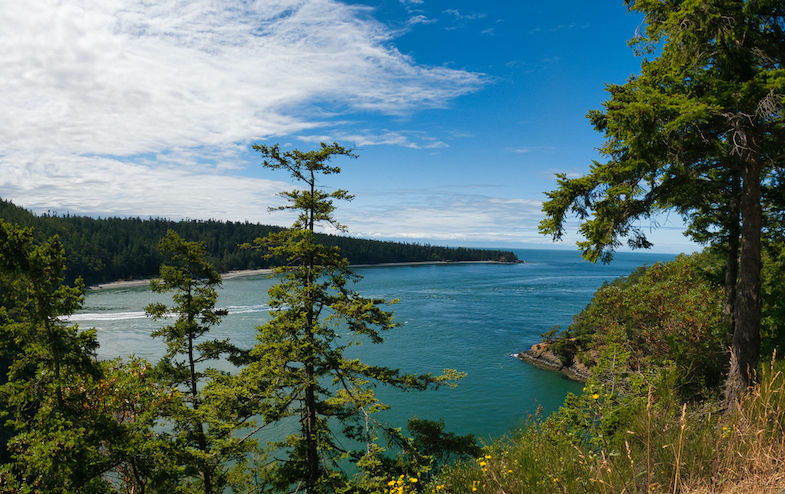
top-left (516, 343), bottom-right (591, 382)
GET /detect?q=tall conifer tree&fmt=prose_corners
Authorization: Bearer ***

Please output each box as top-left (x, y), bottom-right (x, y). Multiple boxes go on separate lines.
top-left (0, 220), bottom-right (170, 492)
top-left (145, 230), bottom-right (252, 493)
top-left (242, 143), bottom-right (462, 493)
top-left (540, 0), bottom-right (785, 402)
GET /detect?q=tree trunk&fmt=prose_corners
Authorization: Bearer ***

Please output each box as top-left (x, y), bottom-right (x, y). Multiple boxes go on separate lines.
top-left (305, 192), bottom-right (319, 492)
top-left (726, 138), bottom-right (762, 405)
top-left (196, 421), bottom-right (213, 494)
top-left (187, 286), bottom-right (213, 494)
top-left (304, 362), bottom-right (319, 493)
top-left (304, 289), bottom-right (319, 491)
top-left (723, 173), bottom-right (741, 321)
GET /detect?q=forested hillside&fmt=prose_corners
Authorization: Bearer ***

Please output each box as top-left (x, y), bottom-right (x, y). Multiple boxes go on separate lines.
top-left (439, 250), bottom-right (785, 493)
top-left (0, 199), bottom-right (518, 286)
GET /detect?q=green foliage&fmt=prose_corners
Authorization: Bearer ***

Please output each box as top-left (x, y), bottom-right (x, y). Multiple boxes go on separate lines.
top-left (549, 253), bottom-right (727, 396)
top-left (434, 355), bottom-right (785, 494)
top-left (237, 143), bottom-right (464, 493)
top-left (538, 327), bottom-right (559, 345)
top-left (351, 418), bottom-right (481, 493)
top-left (761, 239), bottom-right (785, 356)
top-left (539, 0), bottom-right (785, 398)
top-left (0, 220), bottom-right (102, 488)
top-left (144, 230), bottom-right (253, 494)
top-left (406, 418), bottom-right (482, 475)
top-left (0, 220), bottom-right (172, 493)
top-left (0, 357), bottom-right (179, 494)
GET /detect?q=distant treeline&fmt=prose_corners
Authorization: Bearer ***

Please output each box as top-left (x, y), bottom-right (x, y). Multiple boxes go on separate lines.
top-left (0, 199), bottom-right (519, 286)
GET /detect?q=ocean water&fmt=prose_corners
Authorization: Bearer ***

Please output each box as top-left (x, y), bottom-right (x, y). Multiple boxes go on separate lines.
top-left (73, 248), bottom-right (676, 442)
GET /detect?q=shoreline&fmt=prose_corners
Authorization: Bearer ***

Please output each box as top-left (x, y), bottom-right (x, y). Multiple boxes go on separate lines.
top-left (88, 268), bottom-right (274, 290)
top-left (89, 260), bottom-right (523, 290)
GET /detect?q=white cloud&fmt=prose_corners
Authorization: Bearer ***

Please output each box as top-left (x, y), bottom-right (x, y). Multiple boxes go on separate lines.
top-left (407, 15), bottom-right (437, 26)
top-left (1, 0), bottom-right (483, 156)
top-left (341, 187), bottom-right (544, 244)
top-left (297, 129), bottom-right (448, 149)
top-left (550, 23), bottom-right (577, 31)
top-left (1, 151), bottom-right (293, 223)
top-left (507, 146), bottom-right (556, 155)
top-left (0, 0), bottom-right (485, 226)
top-left (443, 9), bottom-right (486, 21)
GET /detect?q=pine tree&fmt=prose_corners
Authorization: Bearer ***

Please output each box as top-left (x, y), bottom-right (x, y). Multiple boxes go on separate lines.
top-left (145, 230), bottom-right (253, 493)
top-left (540, 0), bottom-right (785, 402)
top-left (240, 143), bottom-right (463, 493)
top-left (0, 220), bottom-right (168, 492)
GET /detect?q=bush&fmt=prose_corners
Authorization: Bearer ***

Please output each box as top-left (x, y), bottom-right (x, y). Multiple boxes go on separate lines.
top-left (428, 355), bottom-right (785, 494)
top-left (548, 252), bottom-right (728, 397)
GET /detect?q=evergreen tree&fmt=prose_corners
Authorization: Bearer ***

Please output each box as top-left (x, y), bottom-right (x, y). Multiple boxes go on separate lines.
top-left (539, 0), bottom-right (785, 401)
top-left (240, 143), bottom-right (463, 493)
top-left (0, 220), bottom-right (169, 493)
top-left (0, 220), bottom-right (104, 490)
top-left (145, 230), bottom-right (253, 493)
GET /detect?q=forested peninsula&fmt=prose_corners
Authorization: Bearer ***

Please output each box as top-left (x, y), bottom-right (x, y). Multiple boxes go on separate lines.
top-left (0, 198), bottom-right (518, 286)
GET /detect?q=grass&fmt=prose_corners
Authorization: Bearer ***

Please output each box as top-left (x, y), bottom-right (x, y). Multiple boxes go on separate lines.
top-left (414, 354), bottom-right (785, 494)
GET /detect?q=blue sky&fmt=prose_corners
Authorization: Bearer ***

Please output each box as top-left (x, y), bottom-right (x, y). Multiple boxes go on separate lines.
top-left (0, 0), bottom-right (699, 254)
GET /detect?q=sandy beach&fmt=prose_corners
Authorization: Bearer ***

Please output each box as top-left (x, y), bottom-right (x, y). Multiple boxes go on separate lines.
top-left (88, 268), bottom-right (274, 290)
top-left (88, 260), bottom-right (521, 290)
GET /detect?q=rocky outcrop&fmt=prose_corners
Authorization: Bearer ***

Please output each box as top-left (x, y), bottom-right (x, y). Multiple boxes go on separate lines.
top-left (516, 343), bottom-right (591, 382)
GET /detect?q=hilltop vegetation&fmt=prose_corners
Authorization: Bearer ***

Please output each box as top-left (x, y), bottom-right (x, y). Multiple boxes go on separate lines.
top-left (548, 251), bottom-right (728, 394)
top-left (0, 198), bottom-right (518, 286)
top-left (434, 249), bottom-right (785, 493)
top-left (544, 247), bottom-right (785, 389)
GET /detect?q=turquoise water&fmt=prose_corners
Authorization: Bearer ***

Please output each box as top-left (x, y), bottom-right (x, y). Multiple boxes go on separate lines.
top-left (72, 248), bottom-right (676, 442)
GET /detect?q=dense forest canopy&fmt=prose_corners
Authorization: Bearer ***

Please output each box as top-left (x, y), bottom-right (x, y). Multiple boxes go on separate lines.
top-left (0, 198), bottom-right (518, 286)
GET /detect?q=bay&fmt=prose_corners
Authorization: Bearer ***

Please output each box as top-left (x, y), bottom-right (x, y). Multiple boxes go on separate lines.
top-left (72, 247), bottom-right (677, 442)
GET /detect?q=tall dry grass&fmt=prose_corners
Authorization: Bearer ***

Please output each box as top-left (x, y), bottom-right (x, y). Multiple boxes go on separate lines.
top-left (682, 354), bottom-right (785, 494)
top-left (426, 355), bottom-right (785, 494)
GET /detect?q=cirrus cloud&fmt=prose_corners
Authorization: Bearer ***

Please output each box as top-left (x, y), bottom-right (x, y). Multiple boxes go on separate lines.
top-left (0, 0), bottom-right (485, 224)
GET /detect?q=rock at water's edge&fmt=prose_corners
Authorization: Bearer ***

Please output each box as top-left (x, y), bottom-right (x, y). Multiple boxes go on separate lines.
top-left (516, 343), bottom-right (591, 382)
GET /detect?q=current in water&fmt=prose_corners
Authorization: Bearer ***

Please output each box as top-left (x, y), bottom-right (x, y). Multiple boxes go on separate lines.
top-left (71, 248), bottom-right (676, 442)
